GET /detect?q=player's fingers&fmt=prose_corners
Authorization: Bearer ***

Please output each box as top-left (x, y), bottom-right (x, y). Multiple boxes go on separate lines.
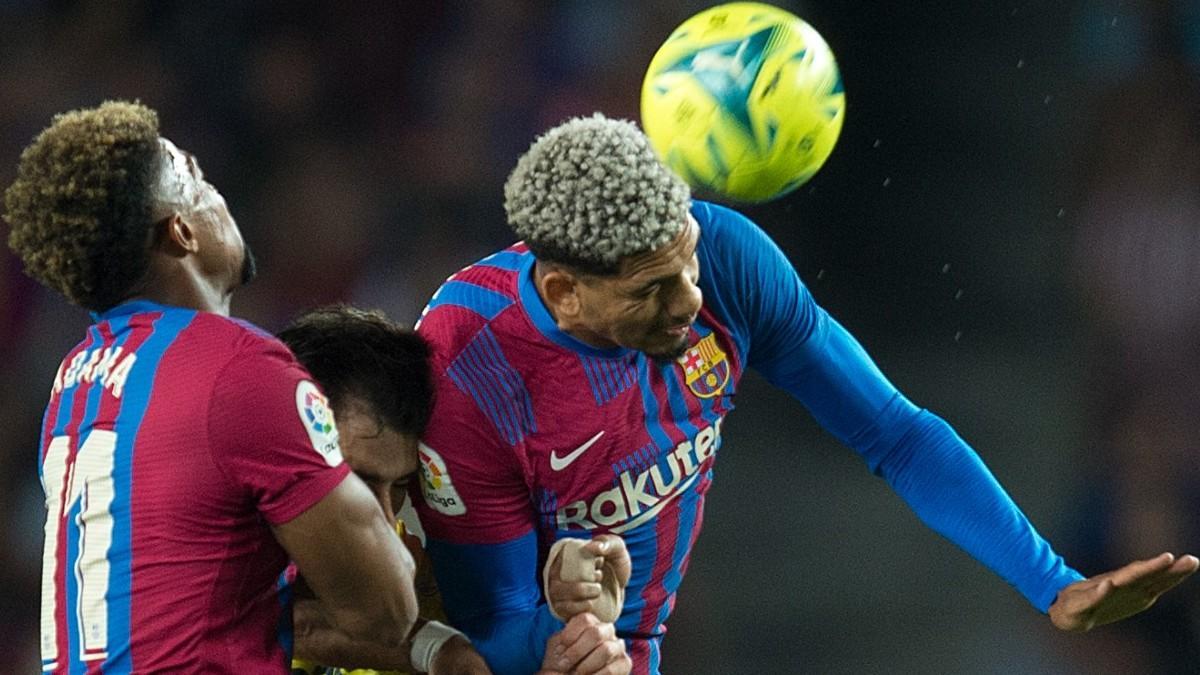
top-left (586, 535), bottom-right (630, 567)
top-left (1170, 554), bottom-right (1200, 575)
top-left (585, 534), bottom-right (625, 556)
top-left (593, 656), bottom-right (634, 675)
top-left (1109, 552), bottom-right (1176, 586)
top-left (549, 576), bottom-right (604, 595)
top-left (553, 599), bottom-right (603, 617)
top-left (590, 533), bottom-right (628, 559)
top-left (549, 580), bottom-right (603, 602)
top-left (554, 616), bottom-right (614, 667)
top-left (1143, 576), bottom-right (1188, 600)
top-left (582, 537), bottom-right (610, 557)
top-left (570, 638), bottom-right (626, 675)
top-left (1142, 557), bottom-right (1200, 597)
top-left (1090, 577), bottom-right (1114, 603)
top-left (557, 612), bottom-right (604, 644)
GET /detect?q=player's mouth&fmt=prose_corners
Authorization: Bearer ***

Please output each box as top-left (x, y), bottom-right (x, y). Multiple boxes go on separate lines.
top-left (662, 320), bottom-right (693, 339)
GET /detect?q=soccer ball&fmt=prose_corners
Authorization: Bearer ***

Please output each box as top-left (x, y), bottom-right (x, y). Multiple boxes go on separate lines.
top-left (640, 2), bottom-right (845, 203)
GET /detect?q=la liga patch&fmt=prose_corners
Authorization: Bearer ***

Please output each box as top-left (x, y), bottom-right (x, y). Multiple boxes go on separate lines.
top-left (418, 443), bottom-right (466, 516)
top-left (295, 380), bottom-right (343, 467)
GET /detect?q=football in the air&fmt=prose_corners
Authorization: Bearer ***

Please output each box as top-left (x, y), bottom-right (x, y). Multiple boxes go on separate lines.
top-left (641, 2), bottom-right (845, 203)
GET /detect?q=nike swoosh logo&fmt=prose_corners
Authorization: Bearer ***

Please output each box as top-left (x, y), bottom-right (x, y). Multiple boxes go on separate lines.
top-left (550, 431), bottom-right (606, 471)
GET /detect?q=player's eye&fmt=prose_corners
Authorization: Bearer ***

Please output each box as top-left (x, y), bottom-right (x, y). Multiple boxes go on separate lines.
top-left (634, 283), bottom-right (660, 299)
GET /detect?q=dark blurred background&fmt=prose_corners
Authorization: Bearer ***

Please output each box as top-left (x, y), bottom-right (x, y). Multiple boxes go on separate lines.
top-left (2, 1), bottom-right (1198, 673)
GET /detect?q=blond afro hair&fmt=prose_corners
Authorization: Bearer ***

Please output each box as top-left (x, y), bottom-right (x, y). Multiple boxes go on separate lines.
top-left (4, 101), bottom-right (162, 310)
top-left (503, 113), bottom-right (691, 275)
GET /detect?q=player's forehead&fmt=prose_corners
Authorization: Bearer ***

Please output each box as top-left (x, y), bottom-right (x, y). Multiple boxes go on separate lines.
top-left (153, 137), bottom-right (204, 207)
top-left (158, 138), bottom-right (195, 176)
top-left (616, 213), bottom-right (699, 281)
top-left (336, 401), bottom-right (418, 478)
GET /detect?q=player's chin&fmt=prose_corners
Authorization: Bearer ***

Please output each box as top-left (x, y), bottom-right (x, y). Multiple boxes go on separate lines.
top-left (238, 243), bottom-right (258, 287)
top-left (642, 332), bottom-right (690, 363)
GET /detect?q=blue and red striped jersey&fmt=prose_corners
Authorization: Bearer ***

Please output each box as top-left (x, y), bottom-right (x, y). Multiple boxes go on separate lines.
top-left (38, 300), bottom-right (350, 674)
top-left (413, 201), bottom-right (1082, 675)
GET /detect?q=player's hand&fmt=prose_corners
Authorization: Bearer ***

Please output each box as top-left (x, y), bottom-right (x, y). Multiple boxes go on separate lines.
top-left (537, 613), bottom-right (631, 675)
top-left (1048, 552), bottom-right (1199, 632)
top-left (429, 634), bottom-right (492, 675)
top-left (588, 534), bottom-right (632, 591)
top-left (546, 535), bottom-right (632, 619)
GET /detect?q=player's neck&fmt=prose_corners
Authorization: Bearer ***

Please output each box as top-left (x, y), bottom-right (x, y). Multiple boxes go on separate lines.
top-left (128, 261), bottom-right (232, 316)
top-left (125, 286), bottom-right (231, 315)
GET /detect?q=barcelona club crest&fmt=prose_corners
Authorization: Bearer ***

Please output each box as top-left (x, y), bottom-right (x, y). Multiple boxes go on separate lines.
top-left (677, 333), bottom-right (729, 398)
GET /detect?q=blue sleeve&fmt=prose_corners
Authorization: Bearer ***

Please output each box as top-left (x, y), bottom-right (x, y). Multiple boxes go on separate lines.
top-left (694, 201), bottom-right (1084, 611)
top-left (425, 531), bottom-right (563, 675)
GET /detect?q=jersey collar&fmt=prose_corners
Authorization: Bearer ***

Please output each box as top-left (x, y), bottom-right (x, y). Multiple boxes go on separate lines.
top-left (91, 299), bottom-right (176, 323)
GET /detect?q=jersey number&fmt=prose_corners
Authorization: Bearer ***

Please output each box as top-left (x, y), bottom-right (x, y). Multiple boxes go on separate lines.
top-left (40, 430), bottom-right (118, 669)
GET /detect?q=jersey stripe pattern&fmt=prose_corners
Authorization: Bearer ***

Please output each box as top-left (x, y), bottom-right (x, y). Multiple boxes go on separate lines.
top-left (416, 200), bottom-right (1087, 675)
top-left (415, 208), bottom-right (745, 674)
top-left (38, 301), bottom-right (350, 674)
top-left (40, 307), bottom-right (192, 672)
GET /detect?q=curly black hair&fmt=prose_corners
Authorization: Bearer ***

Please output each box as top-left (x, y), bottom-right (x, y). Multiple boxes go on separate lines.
top-left (4, 101), bottom-right (162, 311)
top-left (279, 305), bottom-right (434, 438)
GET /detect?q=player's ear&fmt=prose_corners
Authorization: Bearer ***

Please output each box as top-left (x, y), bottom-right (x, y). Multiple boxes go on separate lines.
top-left (538, 266), bottom-right (583, 320)
top-left (152, 213), bottom-right (200, 258)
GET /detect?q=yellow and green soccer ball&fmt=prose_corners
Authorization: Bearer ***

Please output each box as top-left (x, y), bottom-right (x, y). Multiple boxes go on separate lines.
top-left (641, 2), bottom-right (845, 203)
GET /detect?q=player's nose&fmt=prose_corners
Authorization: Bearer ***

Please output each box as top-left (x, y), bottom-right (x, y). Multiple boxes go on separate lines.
top-left (668, 277), bottom-right (702, 324)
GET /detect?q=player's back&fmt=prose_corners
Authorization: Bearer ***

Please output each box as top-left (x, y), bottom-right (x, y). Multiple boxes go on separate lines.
top-left (39, 300), bottom-right (338, 674)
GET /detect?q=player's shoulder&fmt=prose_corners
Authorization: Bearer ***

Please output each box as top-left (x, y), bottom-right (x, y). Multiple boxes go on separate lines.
top-left (691, 199), bottom-right (763, 245)
top-left (184, 311), bottom-right (299, 371)
top-left (691, 199), bottom-right (790, 271)
top-left (416, 243), bottom-right (533, 363)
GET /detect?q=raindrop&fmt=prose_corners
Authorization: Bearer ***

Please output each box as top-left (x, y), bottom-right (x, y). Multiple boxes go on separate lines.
top-left (882, 177), bottom-right (891, 187)
top-left (954, 289), bottom-right (964, 300)
top-left (941, 263), bottom-right (951, 274)
top-left (1044, 95), bottom-right (1053, 104)
top-left (1017, 59), bottom-right (1025, 68)
top-left (1111, 17), bottom-right (1117, 27)
top-left (954, 330), bottom-right (963, 342)
top-left (816, 269), bottom-right (826, 280)
top-left (1057, 208), bottom-right (1065, 218)
top-left (873, 139), bottom-right (881, 148)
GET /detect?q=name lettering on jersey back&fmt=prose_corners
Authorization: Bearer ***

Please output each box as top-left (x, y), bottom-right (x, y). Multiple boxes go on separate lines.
top-left (556, 417), bottom-right (723, 534)
top-left (51, 347), bottom-right (137, 399)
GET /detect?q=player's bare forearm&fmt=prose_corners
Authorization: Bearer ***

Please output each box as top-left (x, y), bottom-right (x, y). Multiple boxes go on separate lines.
top-left (274, 474), bottom-right (419, 646)
top-left (1048, 552), bottom-right (1199, 632)
top-left (294, 602), bottom-right (490, 675)
top-left (294, 596), bottom-right (403, 669)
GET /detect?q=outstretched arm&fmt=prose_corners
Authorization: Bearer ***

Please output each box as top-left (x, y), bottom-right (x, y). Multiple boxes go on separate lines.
top-left (693, 200), bottom-right (1196, 620)
top-left (1048, 552), bottom-right (1198, 632)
